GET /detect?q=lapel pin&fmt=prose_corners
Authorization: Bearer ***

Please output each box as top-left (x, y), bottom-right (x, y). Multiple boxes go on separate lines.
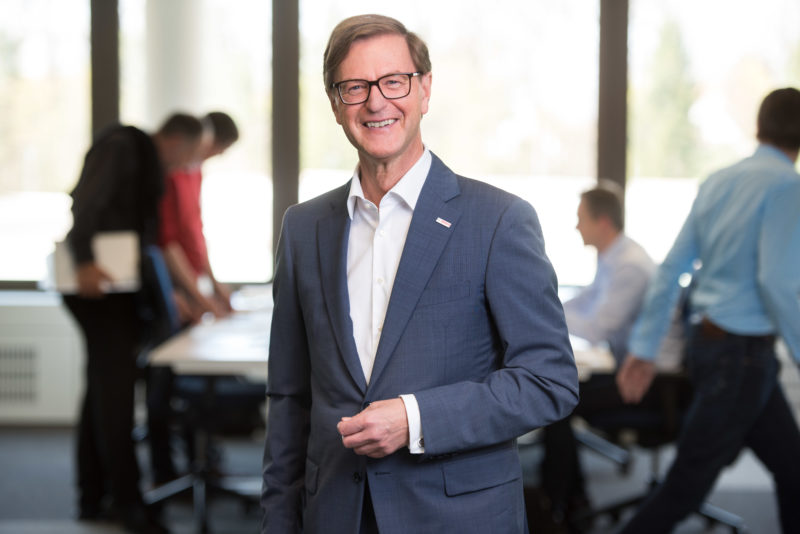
top-left (435, 217), bottom-right (452, 228)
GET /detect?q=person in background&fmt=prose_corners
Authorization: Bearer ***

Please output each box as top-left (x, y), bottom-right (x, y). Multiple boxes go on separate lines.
top-left (63, 113), bottom-right (203, 534)
top-left (617, 87), bottom-right (800, 533)
top-left (261, 14), bottom-right (578, 534)
top-left (147, 111), bottom-right (239, 485)
top-left (537, 184), bottom-right (658, 532)
top-left (564, 184), bottom-right (655, 363)
top-left (159, 111), bottom-right (239, 321)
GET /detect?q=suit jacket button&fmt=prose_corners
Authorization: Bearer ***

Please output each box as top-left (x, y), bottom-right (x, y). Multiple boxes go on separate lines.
top-left (353, 472), bottom-right (363, 483)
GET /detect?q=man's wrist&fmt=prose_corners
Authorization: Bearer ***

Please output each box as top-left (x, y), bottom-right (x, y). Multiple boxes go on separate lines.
top-left (399, 394), bottom-right (424, 453)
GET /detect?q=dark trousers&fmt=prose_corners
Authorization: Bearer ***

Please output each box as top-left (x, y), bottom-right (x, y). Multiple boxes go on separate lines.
top-left (540, 416), bottom-right (584, 512)
top-left (620, 322), bottom-right (800, 534)
top-left (146, 366), bottom-right (181, 481)
top-left (64, 293), bottom-right (144, 510)
top-left (359, 479), bottom-right (379, 534)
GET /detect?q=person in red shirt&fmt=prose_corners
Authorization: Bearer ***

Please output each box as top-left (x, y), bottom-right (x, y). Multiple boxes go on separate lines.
top-left (148, 112), bottom-right (239, 485)
top-left (158, 111), bottom-right (239, 321)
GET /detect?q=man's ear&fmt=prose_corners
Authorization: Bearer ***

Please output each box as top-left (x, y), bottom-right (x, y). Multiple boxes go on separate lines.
top-left (598, 215), bottom-right (619, 235)
top-left (329, 93), bottom-right (343, 125)
top-left (419, 72), bottom-right (432, 116)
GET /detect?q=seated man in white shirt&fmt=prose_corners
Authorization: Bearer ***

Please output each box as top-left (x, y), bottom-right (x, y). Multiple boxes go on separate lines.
top-left (564, 184), bottom-right (655, 363)
top-left (537, 185), bottom-right (661, 531)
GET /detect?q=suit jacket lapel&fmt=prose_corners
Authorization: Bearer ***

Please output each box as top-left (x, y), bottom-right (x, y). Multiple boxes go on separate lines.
top-left (369, 155), bottom-right (462, 388)
top-left (317, 184), bottom-right (367, 394)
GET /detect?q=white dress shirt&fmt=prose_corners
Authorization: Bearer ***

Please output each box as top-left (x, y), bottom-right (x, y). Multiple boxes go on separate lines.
top-left (346, 149), bottom-right (431, 453)
top-left (563, 234), bottom-right (655, 363)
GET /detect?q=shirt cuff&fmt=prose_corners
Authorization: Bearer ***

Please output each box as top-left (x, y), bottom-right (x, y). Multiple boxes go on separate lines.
top-left (399, 394), bottom-right (424, 454)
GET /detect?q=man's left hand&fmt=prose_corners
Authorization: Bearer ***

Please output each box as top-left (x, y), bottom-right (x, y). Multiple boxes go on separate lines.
top-left (616, 354), bottom-right (657, 404)
top-left (338, 398), bottom-right (409, 458)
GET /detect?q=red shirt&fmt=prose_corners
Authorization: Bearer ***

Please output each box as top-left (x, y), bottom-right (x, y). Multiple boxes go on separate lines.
top-left (158, 166), bottom-right (208, 275)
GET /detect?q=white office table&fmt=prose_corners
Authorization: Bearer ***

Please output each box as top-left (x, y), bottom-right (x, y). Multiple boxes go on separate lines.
top-left (146, 301), bottom-right (271, 534)
top-left (149, 309), bottom-right (270, 378)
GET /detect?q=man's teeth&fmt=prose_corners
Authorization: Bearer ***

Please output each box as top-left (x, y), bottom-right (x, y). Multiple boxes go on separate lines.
top-left (366, 119), bottom-right (396, 128)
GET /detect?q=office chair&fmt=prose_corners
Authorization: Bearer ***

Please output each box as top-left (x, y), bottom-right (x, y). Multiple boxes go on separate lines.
top-left (575, 288), bottom-right (693, 475)
top-left (136, 248), bottom-right (266, 530)
top-left (571, 374), bottom-right (633, 475)
top-left (583, 373), bottom-right (746, 534)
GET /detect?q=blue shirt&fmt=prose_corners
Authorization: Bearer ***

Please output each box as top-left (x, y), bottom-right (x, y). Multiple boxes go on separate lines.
top-left (629, 144), bottom-right (800, 363)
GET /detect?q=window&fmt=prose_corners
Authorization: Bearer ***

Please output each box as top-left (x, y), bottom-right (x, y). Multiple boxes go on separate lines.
top-left (0, 0), bottom-right (90, 283)
top-left (120, 0), bottom-right (273, 282)
top-left (299, 2), bottom-right (599, 285)
top-left (627, 0), bottom-right (800, 262)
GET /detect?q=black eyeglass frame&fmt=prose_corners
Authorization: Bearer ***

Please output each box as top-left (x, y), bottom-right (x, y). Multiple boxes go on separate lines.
top-left (332, 72), bottom-right (423, 105)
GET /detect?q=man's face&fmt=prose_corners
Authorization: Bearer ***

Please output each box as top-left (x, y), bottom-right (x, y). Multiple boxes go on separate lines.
top-left (167, 137), bottom-right (201, 170)
top-left (575, 199), bottom-right (601, 248)
top-left (195, 128), bottom-right (216, 162)
top-left (330, 33), bottom-right (431, 168)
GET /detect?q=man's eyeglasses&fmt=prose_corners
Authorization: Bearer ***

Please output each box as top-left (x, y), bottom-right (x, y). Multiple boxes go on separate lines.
top-left (333, 72), bottom-right (422, 105)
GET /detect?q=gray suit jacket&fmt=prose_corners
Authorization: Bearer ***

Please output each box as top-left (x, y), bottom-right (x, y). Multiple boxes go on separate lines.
top-left (262, 154), bottom-right (579, 534)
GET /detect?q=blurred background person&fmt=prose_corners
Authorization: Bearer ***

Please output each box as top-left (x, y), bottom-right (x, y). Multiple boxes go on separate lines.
top-left (617, 87), bottom-right (800, 534)
top-left (564, 183), bottom-right (655, 363)
top-left (158, 111), bottom-right (240, 322)
top-left (147, 111), bottom-right (240, 486)
top-left (62, 113), bottom-right (203, 534)
top-left (536, 184), bottom-right (657, 532)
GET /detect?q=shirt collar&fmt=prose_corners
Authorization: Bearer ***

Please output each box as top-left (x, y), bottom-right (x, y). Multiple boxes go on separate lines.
top-left (347, 148), bottom-right (432, 219)
top-left (754, 143), bottom-right (797, 169)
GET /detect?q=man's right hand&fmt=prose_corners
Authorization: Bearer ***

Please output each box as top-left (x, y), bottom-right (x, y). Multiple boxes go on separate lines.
top-left (196, 293), bottom-right (230, 319)
top-left (76, 262), bottom-right (113, 298)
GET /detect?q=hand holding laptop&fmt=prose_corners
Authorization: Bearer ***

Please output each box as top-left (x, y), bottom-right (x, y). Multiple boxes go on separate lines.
top-left (51, 231), bottom-right (141, 295)
top-left (75, 262), bottom-right (113, 298)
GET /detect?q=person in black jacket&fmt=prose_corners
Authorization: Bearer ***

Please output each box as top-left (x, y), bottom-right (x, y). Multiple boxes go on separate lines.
top-left (62, 113), bottom-right (203, 534)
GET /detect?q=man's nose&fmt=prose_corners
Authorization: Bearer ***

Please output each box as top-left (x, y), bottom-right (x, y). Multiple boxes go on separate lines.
top-left (364, 84), bottom-right (388, 110)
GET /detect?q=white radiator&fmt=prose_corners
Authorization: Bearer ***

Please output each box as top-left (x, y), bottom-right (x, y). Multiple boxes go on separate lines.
top-left (0, 291), bottom-right (84, 424)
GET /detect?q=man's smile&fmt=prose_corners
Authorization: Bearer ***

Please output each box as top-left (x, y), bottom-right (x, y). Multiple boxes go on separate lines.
top-left (364, 118), bottom-right (397, 128)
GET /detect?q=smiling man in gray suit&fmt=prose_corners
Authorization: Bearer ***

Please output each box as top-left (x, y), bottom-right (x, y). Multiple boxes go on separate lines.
top-left (261, 14), bottom-right (579, 534)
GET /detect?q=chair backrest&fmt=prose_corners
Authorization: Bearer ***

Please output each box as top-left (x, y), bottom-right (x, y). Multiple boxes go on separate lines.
top-left (583, 374), bottom-right (693, 449)
top-left (139, 245), bottom-right (181, 348)
top-left (174, 376), bottom-right (266, 436)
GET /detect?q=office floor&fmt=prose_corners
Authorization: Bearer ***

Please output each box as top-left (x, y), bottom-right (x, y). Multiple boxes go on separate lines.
top-left (520, 434), bottom-right (781, 533)
top-left (2, 346), bottom-right (798, 534)
top-left (0, 423), bottom-right (787, 534)
top-left (0, 426), bottom-right (262, 534)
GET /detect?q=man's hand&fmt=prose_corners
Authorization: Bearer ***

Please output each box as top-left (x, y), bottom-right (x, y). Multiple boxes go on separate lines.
top-left (196, 293), bottom-right (229, 318)
top-left (76, 262), bottom-right (112, 298)
top-left (337, 398), bottom-right (409, 458)
top-left (213, 280), bottom-right (234, 314)
top-left (173, 290), bottom-right (204, 325)
top-left (616, 354), bottom-right (657, 404)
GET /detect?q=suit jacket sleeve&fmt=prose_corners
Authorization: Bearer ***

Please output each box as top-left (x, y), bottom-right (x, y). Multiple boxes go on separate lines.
top-left (414, 198), bottom-right (579, 456)
top-left (261, 207), bottom-right (311, 533)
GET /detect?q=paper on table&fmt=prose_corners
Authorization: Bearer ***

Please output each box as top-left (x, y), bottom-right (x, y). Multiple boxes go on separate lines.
top-left (49, 231), bottom-right (140, 293)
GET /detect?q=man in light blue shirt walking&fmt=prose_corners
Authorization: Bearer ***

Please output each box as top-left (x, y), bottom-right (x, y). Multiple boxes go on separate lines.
top-left (617, 87), bottom-right (800, 533)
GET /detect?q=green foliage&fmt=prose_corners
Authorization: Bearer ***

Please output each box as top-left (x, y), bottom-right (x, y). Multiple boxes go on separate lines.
top-left (789, 41), bottom-right (800, 83)
top-left (630, 19), bottom-right (701, 178)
